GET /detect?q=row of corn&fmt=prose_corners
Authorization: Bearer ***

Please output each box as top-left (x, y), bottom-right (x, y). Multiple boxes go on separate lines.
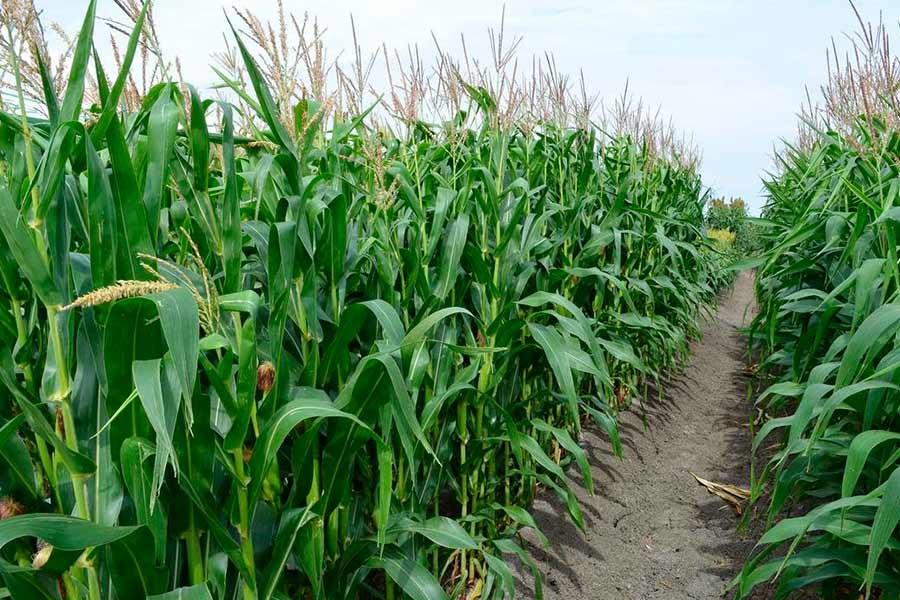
top-left (735, 18), bottom-right (900, 599)
top-left (0, 3), bottom-right (728, 599)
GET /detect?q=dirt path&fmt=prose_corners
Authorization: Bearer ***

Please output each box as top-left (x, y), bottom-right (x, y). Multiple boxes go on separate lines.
top-left (515, 270), bottom-right (759, 600)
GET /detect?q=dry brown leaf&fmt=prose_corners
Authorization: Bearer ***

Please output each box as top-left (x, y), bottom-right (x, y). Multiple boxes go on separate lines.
top-left (689, 471), bottom-right (751, 515)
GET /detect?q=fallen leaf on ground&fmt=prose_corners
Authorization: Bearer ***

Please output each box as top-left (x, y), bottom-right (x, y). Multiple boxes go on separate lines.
top-left (689, 471), bottom-right (751, 515)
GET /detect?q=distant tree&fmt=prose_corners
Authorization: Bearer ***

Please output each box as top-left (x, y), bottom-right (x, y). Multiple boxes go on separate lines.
top-left (707, 197), bottom-right (745, 231)
top-left (706, 197), bottom-right (758, 253)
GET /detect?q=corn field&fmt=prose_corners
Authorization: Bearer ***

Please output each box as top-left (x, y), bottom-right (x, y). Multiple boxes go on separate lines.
top-left (0, 2), bottom-right (732, 599)
top-left (734, 13), bottom-right (900, 600)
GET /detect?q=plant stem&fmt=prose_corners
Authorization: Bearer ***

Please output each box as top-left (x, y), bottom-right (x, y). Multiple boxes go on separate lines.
top-left (233, 449), bottom-right (256, 599)
top-left (186, 508), bottom-right (205, 585)
top-left (8, 21), bottom-right (99, 597)
top-left (457, 395), bottom-right (468, 587)
top-left (4, 24), bottom-right (40, 221)
top-left (2, 284), bottom-right (55, 494)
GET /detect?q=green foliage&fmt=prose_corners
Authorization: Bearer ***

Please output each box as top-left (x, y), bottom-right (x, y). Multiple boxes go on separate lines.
top-left (735, 120), bottom-right (900, 598)
top-left (0, 8), bottom-right (723, 600)
top-left (706, 196), bottom-right (746, 231)
top-left (706, 196), bottom-right (760, 254)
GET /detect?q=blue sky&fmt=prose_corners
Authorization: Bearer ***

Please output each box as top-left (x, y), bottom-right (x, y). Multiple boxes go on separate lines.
top-left (44, 0), bottom-right (900, 214)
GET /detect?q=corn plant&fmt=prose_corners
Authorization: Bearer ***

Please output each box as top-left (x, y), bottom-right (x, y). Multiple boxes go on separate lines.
top-left (733, 102), bottom-right (900, 600)
top-left (0, 2), bottom-right (722, 599)
top-left (734, 122), bottom-right (900, 599)
top-left (730, 13), bottom-right (900, 600)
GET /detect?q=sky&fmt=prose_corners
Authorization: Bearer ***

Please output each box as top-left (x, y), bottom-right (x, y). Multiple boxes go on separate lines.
top-left (41, 0), bottom-right (900, 214)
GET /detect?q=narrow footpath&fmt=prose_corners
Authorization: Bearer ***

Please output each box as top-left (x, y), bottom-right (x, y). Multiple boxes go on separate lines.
top-left (516, 271), bottom-right (760, 599)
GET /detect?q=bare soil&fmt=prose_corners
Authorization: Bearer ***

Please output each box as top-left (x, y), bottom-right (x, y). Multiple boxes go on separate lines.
top-left (515, 270), bottom-right (761, 600)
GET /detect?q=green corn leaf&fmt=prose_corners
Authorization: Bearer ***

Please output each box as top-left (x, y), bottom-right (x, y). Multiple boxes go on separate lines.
top-left (435, 214), bottom-right (469, 299)
top-left (106, 526), bottom-right (168, 599)
top-left (374, 546), bottom-right (449, 600)
top-left (225, 18), bottom-right (297, 159)
top-left (865, 466), bottom-right (900, 597)
top-left (259, 506), bottom-right (318, 600)
top-left (836, 304), bottom-right (900, 387)
top-left (148, 585), bottom-right (214, 600)
top-left (0, 415), bottom-right (38, 501)
top-left (0, 352), bottom-right (95, 475)
top-left (223, 312), bottom-right (256, 451)
top-left (376, 418), bottom-right (393, 549)
top-left (402, 308), bottom-right (473, 363)
top-left (146, 288), bottom-right (199, 425)
top-left (483, 552), bottom-right (514, 599)
top-left (842, 431), bottom-right (900, 498)
top-left (392, 516), bottom-right (479, 550)
top-left (0, 414), bottom-right (25, 449)
top-left (187, 86), bottom-right (210, 191)
top-left (527, 323), bottom-right (579, 423)
top-left (248, 389), bottom-right (374, 511)
top-left (94, 61), bottom-right (152, 279)
top-left (34, 49), bottom-right (59, 128)
top-left (84, 133), bottom-right (118, 286)
top-left (89, 0), bottom-right (148, 143)
top-left (220, 102), bottom-right (241, 294)
top-left (141, 86), bottom-right (180, 243)
top-left (0, 186), bottom-right (60, 306)
top-left (0, 514), bottom-right (137, 552)
top-left (491, 503), bottom-right (548, 546)
top-left (58, 0), bottom-right (96, 123)
top-left (120, 436), bottom-right (168, 564)
top-left (852, 258), bottom-right (885, 329)
top-left (132, 357), bottom-right (179, 510)
top-left (1, 570), bottom-right (60, 600)
top-left (533, 419), bottom-right (593, 495)
top-left (178, 475), bottom-right (254, 589)
top-left (518, 433), bottom-right (566, 482)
